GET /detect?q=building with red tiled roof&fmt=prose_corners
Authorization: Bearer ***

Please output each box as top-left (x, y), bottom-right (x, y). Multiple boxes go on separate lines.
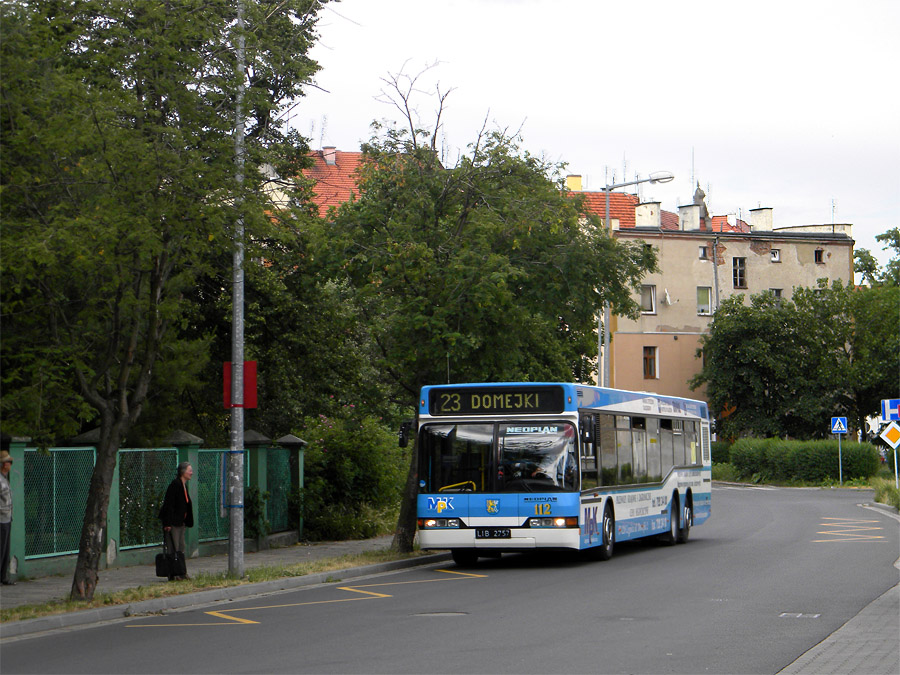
top-left (564, 174), bottom-right (855, 404)
top-left (302, 146), bottom-right (365, 217)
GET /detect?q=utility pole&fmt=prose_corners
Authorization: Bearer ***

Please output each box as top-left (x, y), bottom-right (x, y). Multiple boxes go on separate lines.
top-left (228, 0), bottom-right (246, 578)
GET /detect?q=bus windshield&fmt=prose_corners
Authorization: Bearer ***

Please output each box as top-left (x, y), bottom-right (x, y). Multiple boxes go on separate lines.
top-left (419, 422), bottom-right (577, 493)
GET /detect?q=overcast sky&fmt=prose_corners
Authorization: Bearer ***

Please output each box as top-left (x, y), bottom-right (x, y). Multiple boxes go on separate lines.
top-left (292, 0), bottom-right (899, 267)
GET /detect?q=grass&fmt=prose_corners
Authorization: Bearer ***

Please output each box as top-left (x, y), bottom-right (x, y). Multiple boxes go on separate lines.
top-left (712, 462), bottom-right (900, 511)
top-left (0, 548), bottom-right (429, 625)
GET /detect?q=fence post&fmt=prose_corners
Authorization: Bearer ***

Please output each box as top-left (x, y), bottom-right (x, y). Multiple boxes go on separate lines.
top-left (245, 430), bottom-right (271, 546)
top-left (7, 437), bottom-right (29, 581)
top-left (165, 431), bottom-right (203, 559)
top-left (276, 434), bottom-right (307, 538)
top-left (106, 452), bottom-right (121, 568)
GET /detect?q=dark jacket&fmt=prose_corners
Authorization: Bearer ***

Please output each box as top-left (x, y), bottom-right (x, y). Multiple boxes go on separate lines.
top-left (159, 478), bottom-right (193, 528)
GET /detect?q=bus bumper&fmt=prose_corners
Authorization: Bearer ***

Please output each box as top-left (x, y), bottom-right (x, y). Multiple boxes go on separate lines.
top-left (419, 528), bottom-right (581, 550)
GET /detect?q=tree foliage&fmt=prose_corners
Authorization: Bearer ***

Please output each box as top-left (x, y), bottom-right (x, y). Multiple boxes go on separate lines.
top-left (0, 0), bottom-right (326, 600)
top-left (693, 282), bottom-right (899, 440)
top-left (310, 71), bottom-right (658, 549)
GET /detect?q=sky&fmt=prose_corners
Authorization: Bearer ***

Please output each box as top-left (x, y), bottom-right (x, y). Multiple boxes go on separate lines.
top-left (291, 0), bottom-right (899, 267)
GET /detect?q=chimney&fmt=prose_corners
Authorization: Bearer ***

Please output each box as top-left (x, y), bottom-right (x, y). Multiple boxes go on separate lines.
top-left (323, 146), bottom-right (337, 166)
top-left (750, 207), bottom-right (773, 231)
top-left (566, 174), bottom-right (582, 192)
top-left (635, 202), bottom-right (661, 228)
top-left (678, 204), bottom-right (700, 231)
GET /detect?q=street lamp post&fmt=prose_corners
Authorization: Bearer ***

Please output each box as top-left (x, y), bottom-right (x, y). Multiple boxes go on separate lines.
top-left (600, 171), bottom-right (674, 388)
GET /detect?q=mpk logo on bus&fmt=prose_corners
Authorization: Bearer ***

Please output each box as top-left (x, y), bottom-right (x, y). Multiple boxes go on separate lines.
top-left (426, 497), bottom-right (454, 513)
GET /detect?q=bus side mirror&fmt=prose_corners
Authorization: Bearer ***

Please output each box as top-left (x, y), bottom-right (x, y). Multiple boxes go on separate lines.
top-left (398, 420), bottom-right (414, 448)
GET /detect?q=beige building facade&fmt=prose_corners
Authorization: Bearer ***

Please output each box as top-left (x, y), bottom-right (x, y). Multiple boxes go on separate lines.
top-left (571, 179), bottom-right (856, 407)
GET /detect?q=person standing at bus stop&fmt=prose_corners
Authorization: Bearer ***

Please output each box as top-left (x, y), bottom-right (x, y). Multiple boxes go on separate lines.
top-left (159, 461), bottom-right (194, 580)
top-left (0, 451), bottom-right (14, 585)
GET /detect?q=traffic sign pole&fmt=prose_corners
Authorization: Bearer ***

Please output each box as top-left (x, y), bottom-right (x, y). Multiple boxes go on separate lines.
top-left (831, 417), bottom-right (848, 485)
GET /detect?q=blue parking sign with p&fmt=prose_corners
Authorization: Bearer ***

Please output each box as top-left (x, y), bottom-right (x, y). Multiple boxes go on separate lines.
top-left (830, 417), bottom-right (848, 434)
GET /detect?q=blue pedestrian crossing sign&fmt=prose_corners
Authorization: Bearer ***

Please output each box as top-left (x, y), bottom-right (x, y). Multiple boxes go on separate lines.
top-left (830, 417), bottom-right (848, 434)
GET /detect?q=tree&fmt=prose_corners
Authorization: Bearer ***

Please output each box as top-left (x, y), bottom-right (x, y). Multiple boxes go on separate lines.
top-left (693, 282), bottom-right (899, 440)
top-left (854, 227), bottom-right (900, 287)
top-left (311, 70), bottom-right (657, 550)
top-left (0, 0), bottom-right (326, 600)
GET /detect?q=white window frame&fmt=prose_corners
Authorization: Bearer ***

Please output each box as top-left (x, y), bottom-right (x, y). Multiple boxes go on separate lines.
top-left (697, 286), bottom-right (712, 315)
top-left (699, 246), bottom-right (709, 260)
top-left (640, 285), bottom-right (657, 314)
top-left (770, 249), bottom-right (781, 262)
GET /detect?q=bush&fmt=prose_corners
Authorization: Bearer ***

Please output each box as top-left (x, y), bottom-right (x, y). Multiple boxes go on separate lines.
top-left (711, 441), bottom-right (731, 464)
top-left (722, 438), bottom-right (880, 484)
top-left (295, 408), bottom-right (407, 541)
top-left (711, 462), bottom-right (740, 482)
top-left (872, 477), bottom-right (900, 511)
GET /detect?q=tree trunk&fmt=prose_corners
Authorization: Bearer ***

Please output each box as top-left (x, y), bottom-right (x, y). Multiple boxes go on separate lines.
top-left (391, 420), bottom-right (419, 553)
top-left (70, 423), bottom-right (124, 601)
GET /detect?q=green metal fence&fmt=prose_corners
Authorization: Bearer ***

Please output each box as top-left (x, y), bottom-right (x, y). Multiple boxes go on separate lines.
top-left (119, 449), bottom-right (178, 549)
top-left (16, 442), bottom-right (297, 565)
top-left (267, 447), bottom-right (291, 532)
top-left (197, 449), bottom-right (249, 542)
top-left (24, 447), bottom-right (95, 558)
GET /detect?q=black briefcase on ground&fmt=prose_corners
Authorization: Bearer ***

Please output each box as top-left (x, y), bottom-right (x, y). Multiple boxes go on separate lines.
top-left (170, 551), bottom-right (187, 578)
top-left (155, 550), bottom-right (172, 578)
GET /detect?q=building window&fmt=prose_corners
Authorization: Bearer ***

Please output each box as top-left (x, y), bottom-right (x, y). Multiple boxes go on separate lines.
top-left (643, 346), bottom-right (658, 379)
top-left (815, 249), bottom-right (824, 264)
top-left (699, 245), bottom-right (710, 260)
top-left (770, 249), bottom-right (781, 262)
top-left (641, 285), bottom-right (657, 314)
top-left (733, 257), bottom-right (747, 288)
top-left (697, 286), bottom-right (712, 315)
top-left (770, 288), bottom-right (783, 306)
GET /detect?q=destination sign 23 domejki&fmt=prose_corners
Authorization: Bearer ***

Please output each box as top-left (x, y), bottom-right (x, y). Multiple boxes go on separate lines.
top-left (430, 386), bottom-right (566, 416)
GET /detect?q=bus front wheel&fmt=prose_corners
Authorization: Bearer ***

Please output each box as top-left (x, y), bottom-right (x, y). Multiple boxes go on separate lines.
top-left (597, 505), bottom-right (615, 560)
top-left (451, 549), bottom-right (479, 567)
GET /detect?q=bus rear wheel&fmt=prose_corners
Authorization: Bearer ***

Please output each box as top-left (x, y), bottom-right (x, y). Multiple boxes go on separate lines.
top-left (662, 497), bottom-right (679, 545)
top-left (451, 549), bottom-right (478, 567)
top-left (677, 500), bottom-right (692, 544)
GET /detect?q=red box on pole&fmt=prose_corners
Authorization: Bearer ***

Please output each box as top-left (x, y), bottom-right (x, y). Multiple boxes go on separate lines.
top-left (223, 361), bottom-right (258, 409)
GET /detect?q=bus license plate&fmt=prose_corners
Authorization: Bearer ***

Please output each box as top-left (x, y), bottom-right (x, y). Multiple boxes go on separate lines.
top-left (475, 527), bottom-right (511, 539)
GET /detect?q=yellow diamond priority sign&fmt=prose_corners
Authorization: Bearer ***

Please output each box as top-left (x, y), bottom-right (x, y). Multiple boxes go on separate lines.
top-left (880, 421), bottom-right (900, 450)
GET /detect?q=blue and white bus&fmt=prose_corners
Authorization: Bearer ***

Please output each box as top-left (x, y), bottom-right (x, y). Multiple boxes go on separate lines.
top-left (412, 382), bottom-right (711, 566)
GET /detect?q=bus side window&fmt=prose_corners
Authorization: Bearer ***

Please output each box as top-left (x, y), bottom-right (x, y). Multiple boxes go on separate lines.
top-left (646, 417), bottom-right (661, 482)
top-left (616, 416), bottom-right (633, 484)
top-left (599, 414), bottom-right (617, 485)
top-left (660, 418), bottom-right (675, 478)
top-left (580, 414), bottom-right (599, 490)
top-left (673, 420), bottom-right (686, 466)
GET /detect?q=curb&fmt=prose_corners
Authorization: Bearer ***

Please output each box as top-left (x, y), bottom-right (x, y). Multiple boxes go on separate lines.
top-left (0, 552), bottom-right (451, 640)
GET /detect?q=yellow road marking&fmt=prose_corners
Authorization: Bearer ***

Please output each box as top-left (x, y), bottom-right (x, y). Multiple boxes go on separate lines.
top-left (812, 517), bottom-right (885, 543)
top-left (127, 567), bottom-right (485, 628)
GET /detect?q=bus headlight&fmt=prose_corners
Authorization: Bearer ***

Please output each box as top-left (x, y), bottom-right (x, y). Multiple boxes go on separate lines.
top-left (418, 518), bottom-right (460, 529)
top-left (529, 517), bottom-right (578, 528)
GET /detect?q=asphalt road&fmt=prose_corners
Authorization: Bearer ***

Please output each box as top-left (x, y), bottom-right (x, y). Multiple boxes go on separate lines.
top-left (3, 486), bottom-right (897, 674)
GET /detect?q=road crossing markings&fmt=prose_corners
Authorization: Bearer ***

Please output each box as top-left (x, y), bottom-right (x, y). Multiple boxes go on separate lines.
top-left (127, 567), bottom-right (487, 628)
top-left (812, 517), bottom-right (886, 543)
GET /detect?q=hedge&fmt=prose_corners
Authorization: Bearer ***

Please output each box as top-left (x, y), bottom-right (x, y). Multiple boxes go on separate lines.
top-left (725, 438), bottom-right (880, 483)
